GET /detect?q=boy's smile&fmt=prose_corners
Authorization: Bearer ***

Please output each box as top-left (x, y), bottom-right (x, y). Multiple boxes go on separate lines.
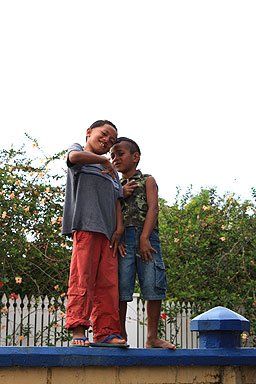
top-left (85, 124), bottom-right (117, 155)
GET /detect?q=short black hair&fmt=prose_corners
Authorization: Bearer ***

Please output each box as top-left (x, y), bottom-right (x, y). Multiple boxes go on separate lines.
top-left (113, 137), bottom-right (141, 155)
top-left (90, 120), bottom-right (117, 132)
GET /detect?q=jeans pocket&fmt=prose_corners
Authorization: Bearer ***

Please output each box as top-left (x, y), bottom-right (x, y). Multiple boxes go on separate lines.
top-left (155, 261), bottom-right (167, 290)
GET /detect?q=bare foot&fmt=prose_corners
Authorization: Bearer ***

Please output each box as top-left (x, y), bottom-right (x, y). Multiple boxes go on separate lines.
top-left (71, 325), bottom-right (89, 346)
top-left (146, 337), bottom-right (176, 350)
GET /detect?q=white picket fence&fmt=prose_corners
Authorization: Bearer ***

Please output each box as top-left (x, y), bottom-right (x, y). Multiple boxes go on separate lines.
top-left (0, 293), bottom-right (199, 348)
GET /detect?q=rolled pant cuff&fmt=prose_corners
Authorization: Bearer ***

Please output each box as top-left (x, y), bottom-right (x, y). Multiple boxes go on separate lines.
top-left (65, 320), bottom-right (90, 330)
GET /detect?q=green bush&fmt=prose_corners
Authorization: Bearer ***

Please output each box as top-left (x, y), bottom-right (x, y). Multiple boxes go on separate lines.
top-left (159, 186), bottom-right (256, 338)
top-left (0, 136), bottom-right (72, 300)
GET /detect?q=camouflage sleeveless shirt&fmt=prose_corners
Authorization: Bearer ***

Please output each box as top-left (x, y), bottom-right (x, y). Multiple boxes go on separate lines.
top-left (120, 170), bottom-right (159, 231)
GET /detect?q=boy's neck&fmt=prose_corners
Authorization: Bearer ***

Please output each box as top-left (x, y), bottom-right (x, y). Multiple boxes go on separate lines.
top-left (84, 144), bottom-right (105, 155)
top-left (84, 144), bottom-right (95, 153)
top-left (122, 168), bottom-right (138, 180)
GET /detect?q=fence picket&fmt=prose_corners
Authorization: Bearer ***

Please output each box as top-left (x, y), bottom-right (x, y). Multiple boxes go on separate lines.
top-left (22, 295), bottom-right (29, 346)
top-left (0, 294), bottom-right (199, 348)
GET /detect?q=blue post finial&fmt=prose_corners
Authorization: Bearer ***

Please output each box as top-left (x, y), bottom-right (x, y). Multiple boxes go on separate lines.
top-left (190, 306), bottom-right (250, 348)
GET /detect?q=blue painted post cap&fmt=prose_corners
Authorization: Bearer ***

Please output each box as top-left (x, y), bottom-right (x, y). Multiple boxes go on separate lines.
top-left (190, 306), bottom-right (250, 332)
top-left (190, 306), bottom-right (250, 349)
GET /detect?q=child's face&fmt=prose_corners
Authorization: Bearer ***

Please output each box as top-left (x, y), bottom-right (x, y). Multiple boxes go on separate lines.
top-left (86, 124), bottom-right (117, 154)
top-left (111, 142), bottom-right (138, 174)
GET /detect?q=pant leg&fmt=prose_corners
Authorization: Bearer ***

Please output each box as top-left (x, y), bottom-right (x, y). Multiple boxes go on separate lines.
top-left (118, 227), bottom-right (137, 301)
top-left (137, 229), bottom-right (167, 300)
top-left (90, 233), bottom-right (121, 342)
top-left (65, 231), bottom-right (101, 330)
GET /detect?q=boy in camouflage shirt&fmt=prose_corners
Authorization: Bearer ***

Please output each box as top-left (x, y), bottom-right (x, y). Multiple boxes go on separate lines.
top-left (111, 137), bottom-right (175, 349)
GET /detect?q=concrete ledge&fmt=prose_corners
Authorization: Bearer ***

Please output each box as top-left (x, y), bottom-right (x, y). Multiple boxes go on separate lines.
top-left (2, 366), bottom-right (256, 384)
top-left (1, 347), bottom-right (256, 367)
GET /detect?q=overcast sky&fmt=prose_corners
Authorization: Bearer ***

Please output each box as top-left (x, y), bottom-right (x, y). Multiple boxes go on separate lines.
top-left (0, 0), bottom-right (255, 204)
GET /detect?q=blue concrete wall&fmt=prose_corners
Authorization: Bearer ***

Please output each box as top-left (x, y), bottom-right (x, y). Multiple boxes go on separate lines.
top-left (1, 346), bottom-right (256, 367)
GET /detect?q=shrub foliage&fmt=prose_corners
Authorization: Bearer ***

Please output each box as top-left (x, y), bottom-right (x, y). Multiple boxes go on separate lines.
top-left (159, 187), bottom-right (256, 335)
top-left (0, 137), bottom-right (71, 299)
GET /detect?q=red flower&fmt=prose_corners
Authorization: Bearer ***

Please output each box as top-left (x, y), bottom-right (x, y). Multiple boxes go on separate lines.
top-left (0, 282), bottom-right (4, 288)
top-left (9, 293), bottom-right (18, 300)
top-left (161, 313), bottom-right (167, 320)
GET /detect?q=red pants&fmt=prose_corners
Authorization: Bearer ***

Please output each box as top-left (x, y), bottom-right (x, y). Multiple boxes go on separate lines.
top-left (65, 231), bottom-right (121, 342)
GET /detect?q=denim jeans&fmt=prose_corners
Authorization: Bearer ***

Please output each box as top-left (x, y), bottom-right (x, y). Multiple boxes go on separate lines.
top-left (118, 227), bottom-right (167, 301)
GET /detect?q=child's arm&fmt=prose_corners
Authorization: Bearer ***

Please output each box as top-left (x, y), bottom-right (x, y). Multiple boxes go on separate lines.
top-left (139, 176), bottom-right (159, 264)
top-left (69, 151), bottom-right (116, 179)
top-left (110, 199), bottom-right (124, 257)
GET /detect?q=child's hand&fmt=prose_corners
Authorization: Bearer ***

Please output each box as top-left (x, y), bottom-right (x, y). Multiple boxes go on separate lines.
top-left (102, 158), bottom-right (116, 180)
top-left (118, 241), bottom-right (127, 258)
top-left (110, 229), bottom-right (123, 257)
top-left (123, 180), bottom-right (139, 198)
top-left (139, 236), bottom-right (157, 264)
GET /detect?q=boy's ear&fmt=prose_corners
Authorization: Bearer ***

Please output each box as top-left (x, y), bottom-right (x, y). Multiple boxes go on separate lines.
top-left (86, 127), bottom-right (92, 138)
top-left (133, 152), bottom-right (140, 164)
